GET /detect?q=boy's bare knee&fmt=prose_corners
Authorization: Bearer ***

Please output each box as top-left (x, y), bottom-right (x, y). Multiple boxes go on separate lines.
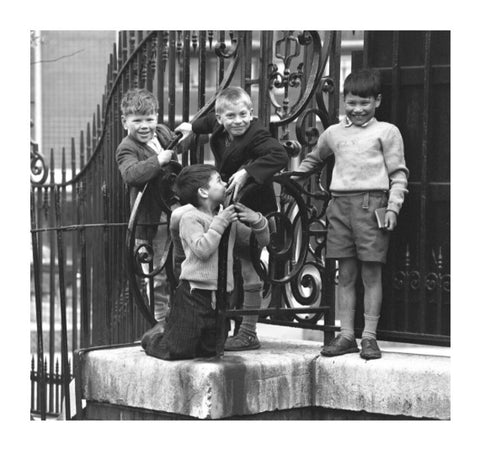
top-left (361, 261), bottom-right (382, 287)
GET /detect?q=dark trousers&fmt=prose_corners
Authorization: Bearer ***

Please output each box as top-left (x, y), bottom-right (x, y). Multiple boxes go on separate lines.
top-left (141, 281), bottom-right (219, 360)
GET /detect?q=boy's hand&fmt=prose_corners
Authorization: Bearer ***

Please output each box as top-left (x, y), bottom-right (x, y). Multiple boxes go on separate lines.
top-left (174, 122), bottom-right (193, 143)
top-left (234, 202), bottom-right (261, 225)
top-left (217, 204), bottom-right (238, 224)
top-left (157, 150), bottom-right (174, 166)
top-left (226, 169), bottom-right (249, 201)
top-left (385, 211), bottom-right (397, 231)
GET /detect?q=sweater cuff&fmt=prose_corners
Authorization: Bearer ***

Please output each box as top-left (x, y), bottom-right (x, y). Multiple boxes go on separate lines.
top-left (386, 202), bottom-right (401, 215)
top-left (210, 216), bottom-right (230, 235)
top-left (251, 214), bottom-right (268, 231)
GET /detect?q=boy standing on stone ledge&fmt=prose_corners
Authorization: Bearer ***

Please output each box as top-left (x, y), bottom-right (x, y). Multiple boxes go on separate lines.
top-left (175, 87), bottom-right (288, 351)
top-left (294, 69), bottom-right (409, 359)
top-left (141, 164), bottom-right (270, 360)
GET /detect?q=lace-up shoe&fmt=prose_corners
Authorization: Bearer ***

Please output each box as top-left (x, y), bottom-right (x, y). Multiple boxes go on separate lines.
top-left (360, 338), bottom-right (382, 360)
top-left (321, 334), bottom-right (359, 357)
top-left (224, 333), bottom-right (261, 351)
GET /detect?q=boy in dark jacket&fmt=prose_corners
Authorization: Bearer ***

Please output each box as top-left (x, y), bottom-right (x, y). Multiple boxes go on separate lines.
top-left (116, 88), bottom-right (177, 325)
top-left (176, 87), bottom-right (288, 350)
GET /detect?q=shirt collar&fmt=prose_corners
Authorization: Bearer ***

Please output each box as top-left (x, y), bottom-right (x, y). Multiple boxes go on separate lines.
top-left (344, 116), bottom-right (376, 128)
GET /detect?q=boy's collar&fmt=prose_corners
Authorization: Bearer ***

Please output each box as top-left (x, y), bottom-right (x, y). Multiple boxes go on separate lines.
top-left (344, 116), bottom-right (376, 128)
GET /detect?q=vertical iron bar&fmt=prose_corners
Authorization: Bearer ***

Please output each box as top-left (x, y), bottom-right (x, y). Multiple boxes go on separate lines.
top-left (182, 30), bottom-right (191, 166)
top-left (323, 31), bottom-right (341, 343)
top-left (259, 31), bottom-right (273, 129)
top-left (168, 31), bottom-right (176, 129)
top-left (31, 188), bottom-right (46, 420)
top-left (197, 31), bottom-right (207, 164)
top-left (48, 149), bottom-right (55, 411)
top-left (54, 186), bottom-right (71, 419)
top-left (419, 31), bottom-right (432, 333)
top-left (218, 31), bottom-right (225, 85)
top-left (71, 141), bottom-right (78, 351)
top-left (215, 226), bottom-right (231, 357)
top-left (241, 31), bottom-right (252, 97)
top-left (156, 31), bottom-right (165, 122)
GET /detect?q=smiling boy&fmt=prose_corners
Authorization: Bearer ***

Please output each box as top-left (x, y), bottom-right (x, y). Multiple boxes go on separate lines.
top-left (295, 69), bottom-right (409, 359)
top-left (175, 87), bottom-right (288, 350)
top-left (116, 88), bottom-right (178, 325)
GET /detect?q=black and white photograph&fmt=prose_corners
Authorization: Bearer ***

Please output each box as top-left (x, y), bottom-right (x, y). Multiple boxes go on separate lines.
top-left (3, 0), bottom-right (477, 447)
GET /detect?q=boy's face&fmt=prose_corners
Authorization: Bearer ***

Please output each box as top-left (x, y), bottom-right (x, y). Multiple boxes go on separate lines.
top-left (216, 101), bottom-right (253, 139)
top-left (344, 93), bottom-right (381, 127)
top-left (202, 172), bottom-right (227, 203)
top-left (121, 112), bottom-right (158, 144)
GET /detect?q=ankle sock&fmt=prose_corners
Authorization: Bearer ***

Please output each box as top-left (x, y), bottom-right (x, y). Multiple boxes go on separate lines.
top-left (362, 314), bottom-right (380, 340)
top-left (339, 309), bottom-right (356, 341)
top-left (237, 289), bottom-right (261, 338)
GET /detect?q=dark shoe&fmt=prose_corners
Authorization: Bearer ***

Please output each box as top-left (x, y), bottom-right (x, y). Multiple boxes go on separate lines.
top-left (321, 335), bottom-right (359, 357)
top-left (224, 333), bottom-right (260, 351)
top-left (360, 338), bottom-right (382, 360)
top-left (140, 321), bottom-right (165, 350)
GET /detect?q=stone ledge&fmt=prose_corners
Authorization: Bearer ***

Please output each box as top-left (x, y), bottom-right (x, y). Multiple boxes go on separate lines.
top-left (78, 337), bottom-right (450, 420)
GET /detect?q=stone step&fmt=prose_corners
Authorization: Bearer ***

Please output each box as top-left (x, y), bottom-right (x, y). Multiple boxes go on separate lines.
top-left (77, 337), bottom-right (450, 420)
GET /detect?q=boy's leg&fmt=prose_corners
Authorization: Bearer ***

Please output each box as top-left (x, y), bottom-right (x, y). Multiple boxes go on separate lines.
top-left (151, 217), bottom-right (171, 323)
top-left (224, 256), bottom-right (262, 351)
top-left (144, 281), bottom-right (203, 360)
top-left (321, 257), bottom-right (359, 356)
top-left (359, 261), bottom-right (383, 359)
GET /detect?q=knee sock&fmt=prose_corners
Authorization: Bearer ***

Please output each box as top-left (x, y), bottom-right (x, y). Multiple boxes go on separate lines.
top-left (339, 309), bottom-right (356, 341)
top-left (238, 289), bottom-right (261, 337)
top-left (362, 314), bottom-right (380, 340)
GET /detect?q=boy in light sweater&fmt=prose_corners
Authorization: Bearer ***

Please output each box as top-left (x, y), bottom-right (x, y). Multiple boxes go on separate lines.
top-left (295, 69), bottom-right (409, 359)
top-left (141, 164), bottom-right (269, 360)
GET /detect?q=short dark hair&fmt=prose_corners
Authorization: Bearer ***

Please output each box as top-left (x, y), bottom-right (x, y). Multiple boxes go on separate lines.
top-left (343, 69), bottom-right (381, 99)
top-left (121, 88), bottom-right (159, 116)
top-left (174, 164), bottom-right (218, 206)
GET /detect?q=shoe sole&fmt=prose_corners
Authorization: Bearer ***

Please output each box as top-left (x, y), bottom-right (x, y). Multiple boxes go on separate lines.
top-left (224, 344), bottom-right (261, 352)
top-left (360, 352), bottom-right (381, 360)
top-left (321, 346), bottom-right (359, 357)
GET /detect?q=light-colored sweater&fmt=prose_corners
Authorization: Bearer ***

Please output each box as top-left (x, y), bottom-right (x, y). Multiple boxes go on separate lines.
top-left (297, 117), bottom-right (409, 214)
top-left (178, 208), bottom-right (270, 291)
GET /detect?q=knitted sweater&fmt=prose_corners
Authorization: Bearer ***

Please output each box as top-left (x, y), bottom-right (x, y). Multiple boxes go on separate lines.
top-left (298, 117), bottom-right (409, 214)
top-left (179, 208), bottom-right (270, 291)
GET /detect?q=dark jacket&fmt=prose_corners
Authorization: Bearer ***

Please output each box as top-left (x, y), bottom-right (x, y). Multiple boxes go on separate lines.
top-left (116, 124), bottom-right (177, 240)
top-left (192, 113), bottom-right (288, 214)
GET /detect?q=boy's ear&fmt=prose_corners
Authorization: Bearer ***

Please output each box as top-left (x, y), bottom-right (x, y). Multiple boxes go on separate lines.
top-left (215, 114), bottom-right (222, 125)
top-left (198, 187), bottom-right (209, 199)
top-left (375, 94), bottom-right (382, 108)
top-left (121, 115), bottom-right (127, 129)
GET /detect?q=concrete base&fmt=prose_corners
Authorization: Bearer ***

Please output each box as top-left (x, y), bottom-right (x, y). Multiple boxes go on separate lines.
top-left (77, 337), bottom-right (450, 420)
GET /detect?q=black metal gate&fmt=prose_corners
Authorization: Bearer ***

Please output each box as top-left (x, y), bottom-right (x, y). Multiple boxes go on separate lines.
top-left (351, 31), bottom-right (450, 345)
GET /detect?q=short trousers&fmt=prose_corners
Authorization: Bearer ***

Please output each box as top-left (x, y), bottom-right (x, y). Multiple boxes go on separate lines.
top-left (325, 191), bottom-right (390, 263)
top-left (142, 281), bottom-right (218, 360)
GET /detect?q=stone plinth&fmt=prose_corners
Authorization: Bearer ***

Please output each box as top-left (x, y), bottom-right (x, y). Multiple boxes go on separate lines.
top-left (77, 337), bottom-right (450, 420)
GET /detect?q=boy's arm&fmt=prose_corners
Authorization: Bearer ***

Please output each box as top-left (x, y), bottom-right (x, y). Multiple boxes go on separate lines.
top-left (191, 112), bottom-right (218, 135)
top-left (235, 206), bottom-right (270, 248)
top-left (241, 128), bottom-right (289, 184)
top-left (296, 129), bottom-right (333, 174)
top-left (180, 213), bottom-right (230, 260)
top-left (116, 141), bottom-right (170, 187)
top-left (382, 125), bottom-right (409, 215)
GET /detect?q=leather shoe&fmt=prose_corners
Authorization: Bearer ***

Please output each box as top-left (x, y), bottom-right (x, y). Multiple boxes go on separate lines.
top-left (360, 338), bottom-right (382, 360)
top-left (321, 334), bottom-right (359, 356)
